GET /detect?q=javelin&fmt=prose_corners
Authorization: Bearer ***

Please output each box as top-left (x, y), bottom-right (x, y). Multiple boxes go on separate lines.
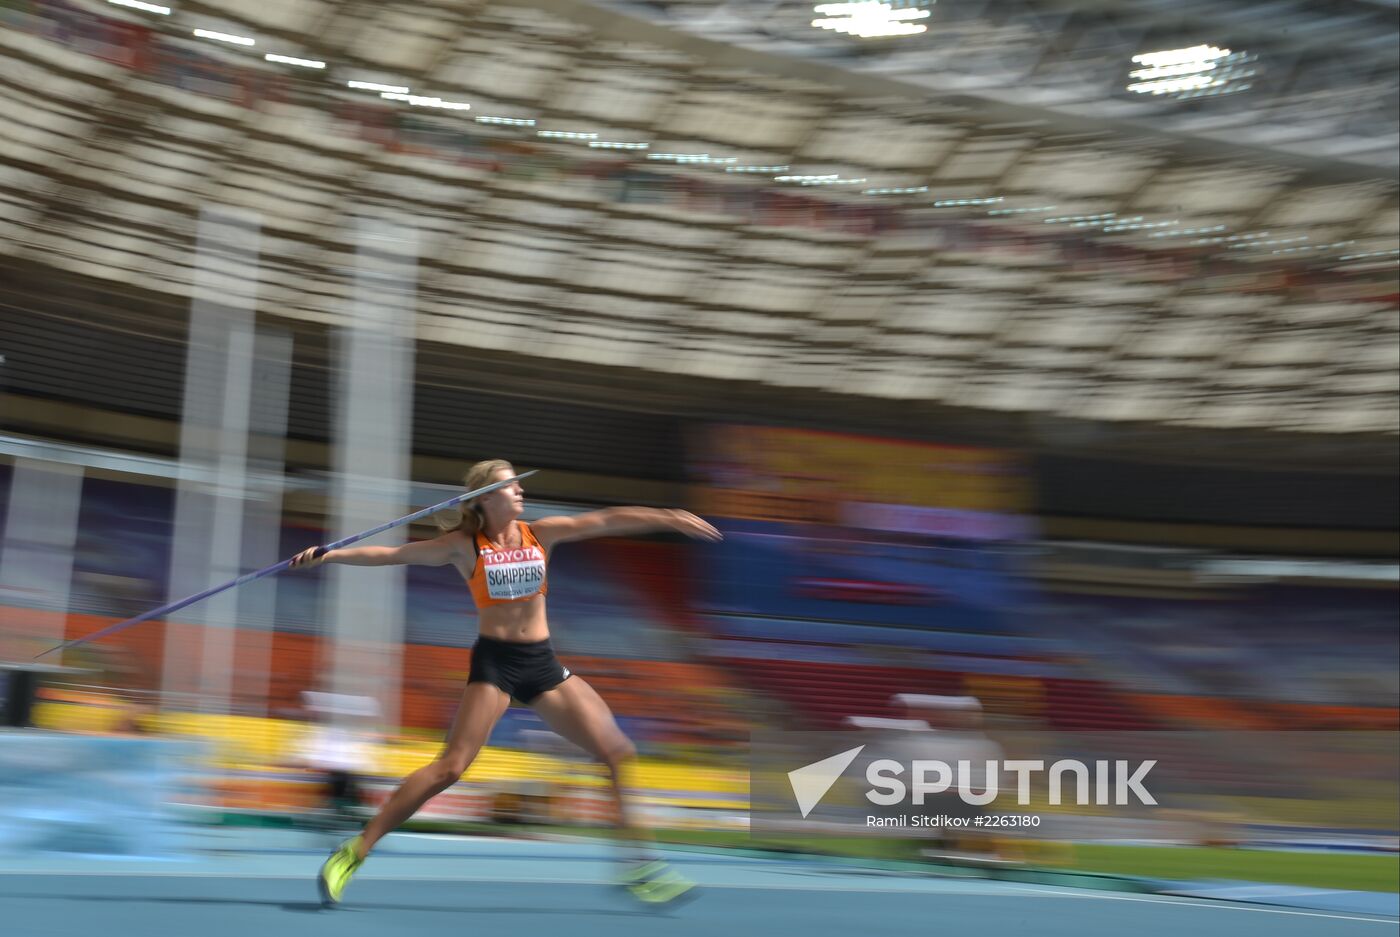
top-left (35, 470), bottom-right (538, 660)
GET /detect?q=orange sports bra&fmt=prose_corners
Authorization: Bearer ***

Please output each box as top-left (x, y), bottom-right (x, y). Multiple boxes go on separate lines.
top-left (468, 521), bottom-right (549, 609)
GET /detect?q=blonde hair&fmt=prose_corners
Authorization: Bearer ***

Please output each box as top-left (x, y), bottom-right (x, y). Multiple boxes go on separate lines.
top-left (434, 459), bottom-right (515, 536)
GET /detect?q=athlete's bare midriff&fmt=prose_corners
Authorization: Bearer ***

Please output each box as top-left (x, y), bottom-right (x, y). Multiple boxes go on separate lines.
top-left (448, 534), bottom-right (551, 642)
top-left (474, 594), bottom-right (550, 642)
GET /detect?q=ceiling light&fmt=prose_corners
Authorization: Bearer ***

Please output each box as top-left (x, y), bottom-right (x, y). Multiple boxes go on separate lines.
top-left (811, 1), bottom-right (931, 39)
top-left (347, 80), bottom-right (410, 94)
top-left (381, 92), bottom-right (470, 111)
top-left (107, 0), bottom-right (170, 14)
top-left (193, 29), bottom-right (254, 46)
top-left (1127, 45), bottom-right (1255, 99)
top-left (265, 53), bottom-right (325, 69)
top-left (863, 186), bottom-right (928, 195)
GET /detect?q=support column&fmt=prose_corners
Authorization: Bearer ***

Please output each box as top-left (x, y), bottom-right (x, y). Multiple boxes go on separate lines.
top-left (233, 327), bottom-right (291, 716)
top-left (324, 215), bottom-right (417, 728)
top-left (161, 207), bottom-right (260, 713)
top-left (0, 459), bottom-right (83, 662)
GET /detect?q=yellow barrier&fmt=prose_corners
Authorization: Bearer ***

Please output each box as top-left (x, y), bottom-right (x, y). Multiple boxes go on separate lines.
top-left (34, 704), bottom-right (750, 799)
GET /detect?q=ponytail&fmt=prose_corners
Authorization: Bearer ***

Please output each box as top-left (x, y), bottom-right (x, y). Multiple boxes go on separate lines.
top-left (432, 502), bottom-right (483, 536)
top-left (436, 458), bottom-right (515, 537)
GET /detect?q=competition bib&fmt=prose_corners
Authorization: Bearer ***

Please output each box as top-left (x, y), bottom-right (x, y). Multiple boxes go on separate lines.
top-left (479, 544), bottom-right (547, 601)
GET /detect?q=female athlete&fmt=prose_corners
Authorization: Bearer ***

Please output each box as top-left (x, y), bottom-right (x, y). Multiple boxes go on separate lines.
top-left (290, 459), bottom-right (721, 907)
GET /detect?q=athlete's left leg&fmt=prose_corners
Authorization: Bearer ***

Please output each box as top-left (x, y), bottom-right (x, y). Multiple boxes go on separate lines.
top-left (530, 676), bottom-right (695, 903)
top-left (529, 676), bottom-right (642, 847)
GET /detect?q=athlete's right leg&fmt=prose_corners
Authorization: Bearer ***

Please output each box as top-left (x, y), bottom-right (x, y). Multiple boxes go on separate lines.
top-left (357, 681), bottom-right (510, 857)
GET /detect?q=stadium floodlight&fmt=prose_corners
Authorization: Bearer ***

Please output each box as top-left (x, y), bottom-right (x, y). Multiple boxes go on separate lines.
top-left (933, 197), bottom-right (1003, 207)
top-left (1338, 248), bottom-right (1400, 261)
top-left (1128, 45), bottom-right (1256, 98)
top-left (1044, 212), bottom-right (1116, 224)
top-left (1151, 224), bottom-right (1228, 239)
top-left (649, 154), bottom-right (739, 165)
top-left (1103, 219), bottom-right (1178, 233)
top-left (107, 0), bottom-right (170, 14)
top-left (1127, 74), bottom-right (1214, 95)
top-left (987, 205), bottom-right (1057, 215)
top-left (863, 186), bottom-right (928, 195)
top-left (1131, 44), bottom-right (1230, 68)
top-left (381, 92), bottom-right (471, 111)
top-left (776, 174), bottom-right (868, 186)
top-left (265, 54), bottom-right (326, 69)
top-left (811, 1), bottom-right (931, 39)
top-left (192, 29), bottom-right (255, 46)
top-left (347, 80), bottom-right (411, 94)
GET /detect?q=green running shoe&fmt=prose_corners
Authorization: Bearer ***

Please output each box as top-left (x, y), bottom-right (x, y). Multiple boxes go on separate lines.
top-left (318, 835), bottom-right (364, 907)
top-left (618, 859), bottom-right (697, 906)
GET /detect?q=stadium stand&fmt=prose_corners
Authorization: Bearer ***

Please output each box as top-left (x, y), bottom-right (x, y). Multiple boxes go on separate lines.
top-left (0, 0), bottom-right (1394, 441)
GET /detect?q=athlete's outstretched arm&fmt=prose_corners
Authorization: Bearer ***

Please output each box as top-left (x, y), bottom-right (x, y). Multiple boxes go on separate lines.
top-left (290, 531), bottom-right (465, 569)
top-left (533, 508), bottom-right (721, 548)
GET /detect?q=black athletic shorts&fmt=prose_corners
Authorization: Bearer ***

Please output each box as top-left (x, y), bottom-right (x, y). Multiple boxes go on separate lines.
top-left (468, 635), bottom-right (572, 703)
